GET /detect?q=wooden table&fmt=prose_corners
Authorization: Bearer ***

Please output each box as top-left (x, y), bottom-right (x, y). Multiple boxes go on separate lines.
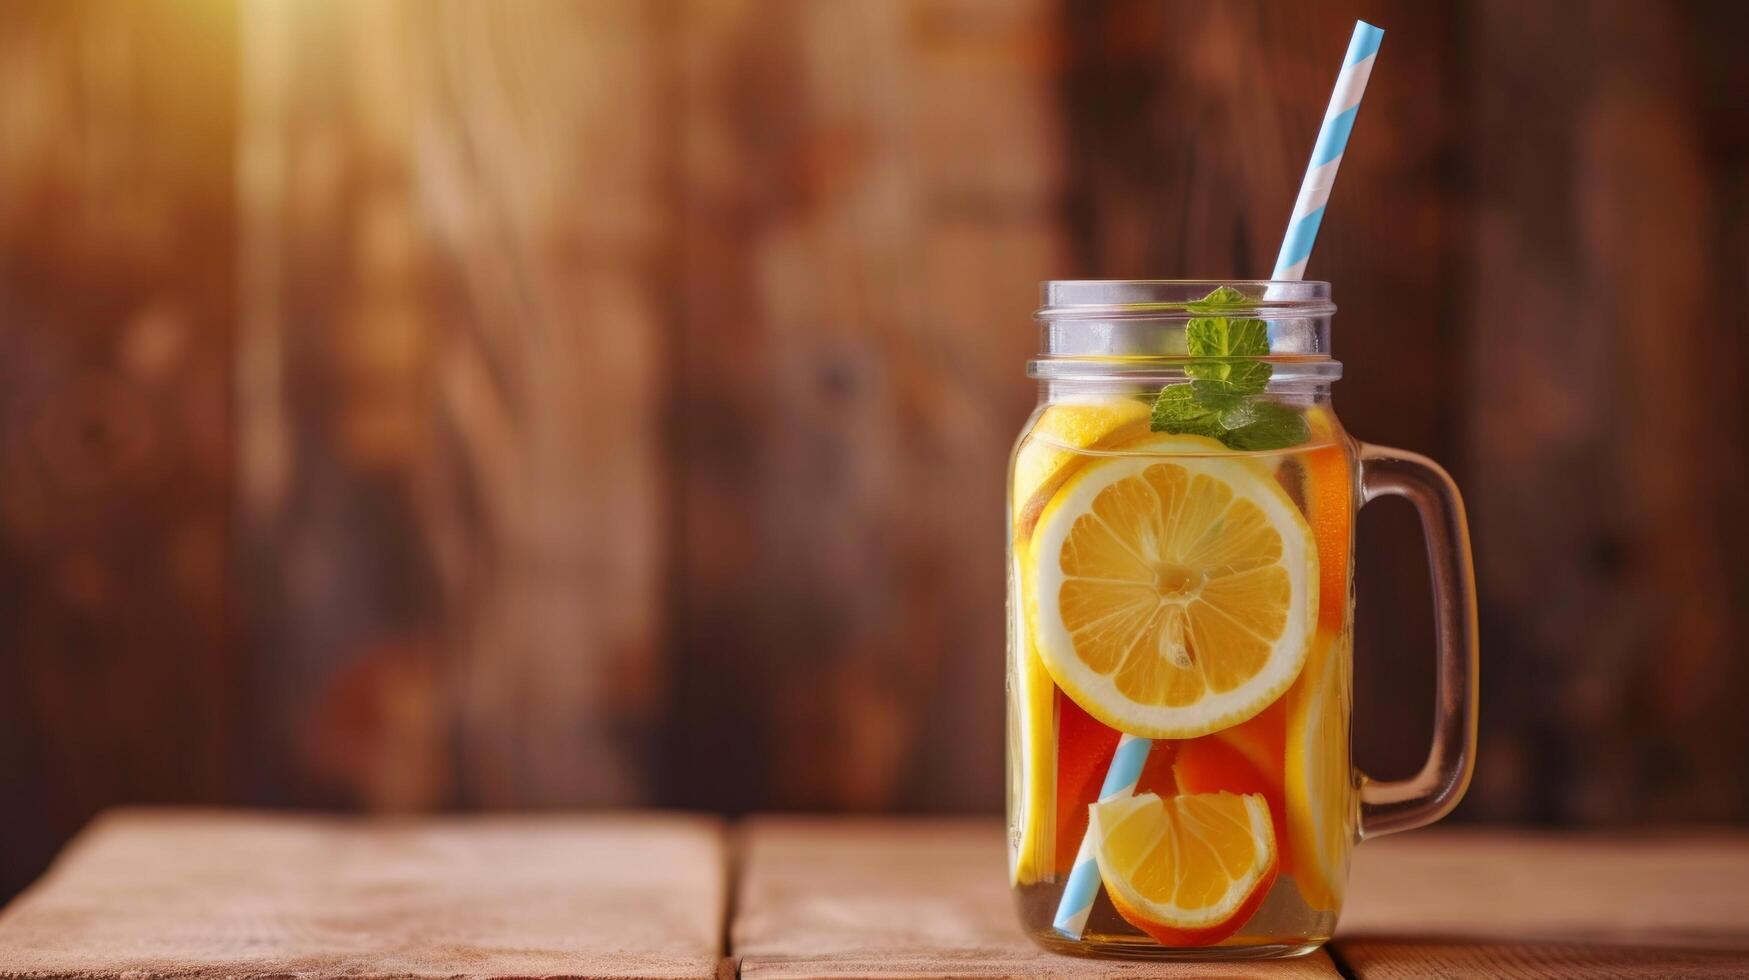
top-left (2, 811), bottom-right (1746, 979)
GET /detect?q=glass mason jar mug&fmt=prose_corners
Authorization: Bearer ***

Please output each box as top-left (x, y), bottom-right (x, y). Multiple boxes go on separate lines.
top-left (1007, 281), bottom-right (1477, 959)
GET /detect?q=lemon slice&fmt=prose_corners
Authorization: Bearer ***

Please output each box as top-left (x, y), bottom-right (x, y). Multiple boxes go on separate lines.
top-left (1285, 627), bottom-right (1355, 911)
top-left (1011, 559), bottom-right (1058, 885)
top-left (1029, 438), bottom-right (1317, 739)
top-left (1012, 399), bottom-right (1151, 540)
top-left (1010, 400), bottom-right (1148, 885)
top-left (1090, 791), bottom-right (1278, 945)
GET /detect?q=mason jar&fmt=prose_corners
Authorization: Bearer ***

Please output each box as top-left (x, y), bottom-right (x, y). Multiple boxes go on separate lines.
top-left (1007, 280), bottom-right (1477, 959)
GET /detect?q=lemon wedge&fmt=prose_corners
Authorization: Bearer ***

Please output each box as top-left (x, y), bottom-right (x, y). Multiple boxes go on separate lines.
top-left (1090, 791), bottom-right (1278, 945)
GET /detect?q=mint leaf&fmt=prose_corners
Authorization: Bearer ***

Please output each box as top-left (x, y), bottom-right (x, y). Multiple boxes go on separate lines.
top-left (1187, 314), bottom-right (1270, 359)
top-left (1185, 286), bottom-right (1272, 394)
top-left (1147, 285), bottom-right (1309, 451)
top-left (1151, 379), bottom-right (1309, 450)
top-left (1149, 383), bottom-right (1225, 440)
top-left (1188, 356), bottom-right (1272, 393)
top-left (1222, 401), bottom-right (1311, 451)
top-left (1186, 284), bottom-right (1249, 310)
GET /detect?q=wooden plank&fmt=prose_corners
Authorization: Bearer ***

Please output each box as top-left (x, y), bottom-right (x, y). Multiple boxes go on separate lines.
top-left (1464, 0), bottom-right (1749, 823)
top-left (1058, 0), bottom-right (1464, 789)
top-left (237, 0), bottom-right (671, 809)
top-left (0, 808), bottom-right (727, 980)
top-left (1333, 831), bottom-right (1749, 977)
top-left (0, 0), bottom-right (239, 899)
top-left (664, 0), bottom-right (1062, 812)
top-left (1334, 940), bottom-right (1749, 980)
top-left (1341, 831), bottom-right (1749, 946)
top-left (734, 817), bottom-right (1341, 978)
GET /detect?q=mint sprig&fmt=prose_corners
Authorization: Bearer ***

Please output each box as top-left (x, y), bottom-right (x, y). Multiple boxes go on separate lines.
top-left (1149, 285), bottom-right (1309, 451)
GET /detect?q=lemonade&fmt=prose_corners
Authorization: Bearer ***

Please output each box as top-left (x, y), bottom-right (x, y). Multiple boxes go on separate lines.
top-left (1007, 391), bottom-right (1358, 957)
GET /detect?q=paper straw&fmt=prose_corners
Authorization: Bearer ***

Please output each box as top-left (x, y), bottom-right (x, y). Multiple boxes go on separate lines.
top-left (1049, 21), bottom-right (1383, 942)
top-left (1051, 733), bottom-right (1150, 937)
top-left (1272, 21), bottom-right (1384, 281)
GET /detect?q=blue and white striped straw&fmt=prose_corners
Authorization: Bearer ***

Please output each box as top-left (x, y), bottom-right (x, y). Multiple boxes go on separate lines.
top-left (1272, 21), bottom-right (1384, 281)
top-left (1051, 733), bottom-right (1150, 938)
top-left (1050, 22), bottom-right (1384, 942)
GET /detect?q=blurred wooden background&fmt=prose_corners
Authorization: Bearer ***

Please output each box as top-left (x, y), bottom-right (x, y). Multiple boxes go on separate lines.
top-left (2, 0), bottom-right (1746, 899)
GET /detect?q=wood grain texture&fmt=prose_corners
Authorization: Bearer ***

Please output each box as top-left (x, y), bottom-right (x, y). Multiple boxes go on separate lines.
top-left (0, 808), bottom-right (727, 980)
top-left (5, 0), bottom-right (1749, 908)
top-left (1463, 0), bottom-right (1749, 824)
top-left (733, 817), bottom-right (1341, 978)
top-left (0, 0), bottom-right (239, 900)
top-left (1340, 830), bottom-right (1749, 948)
top-left (1333, 939), bottom-right (1749, 980)
top-left (1334, 830), bottom-right (1749, 978)
top-left (663, 0), bottom-right (1060, 813)
top-left (237, 0), bottom-right (671, 810)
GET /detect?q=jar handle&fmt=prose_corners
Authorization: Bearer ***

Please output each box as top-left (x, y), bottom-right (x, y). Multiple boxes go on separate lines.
top-left (1354, 443), bottom-right (1479, 839)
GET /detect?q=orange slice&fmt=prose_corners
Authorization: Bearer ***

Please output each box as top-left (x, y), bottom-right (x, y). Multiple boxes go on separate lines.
top-left (1050, 689), bottom-right (1120, 873)
top-left (1283, 408), bottom-right (1356, 910)
top-left (1172, 697), bottom-right (1289, 868)
top-left (1090, 790), bottom-right (1278, 945)
top-left (1301, 407), bottom-right (1352, 635)
top-left (1050, 693), bottom-right (1183, 874)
